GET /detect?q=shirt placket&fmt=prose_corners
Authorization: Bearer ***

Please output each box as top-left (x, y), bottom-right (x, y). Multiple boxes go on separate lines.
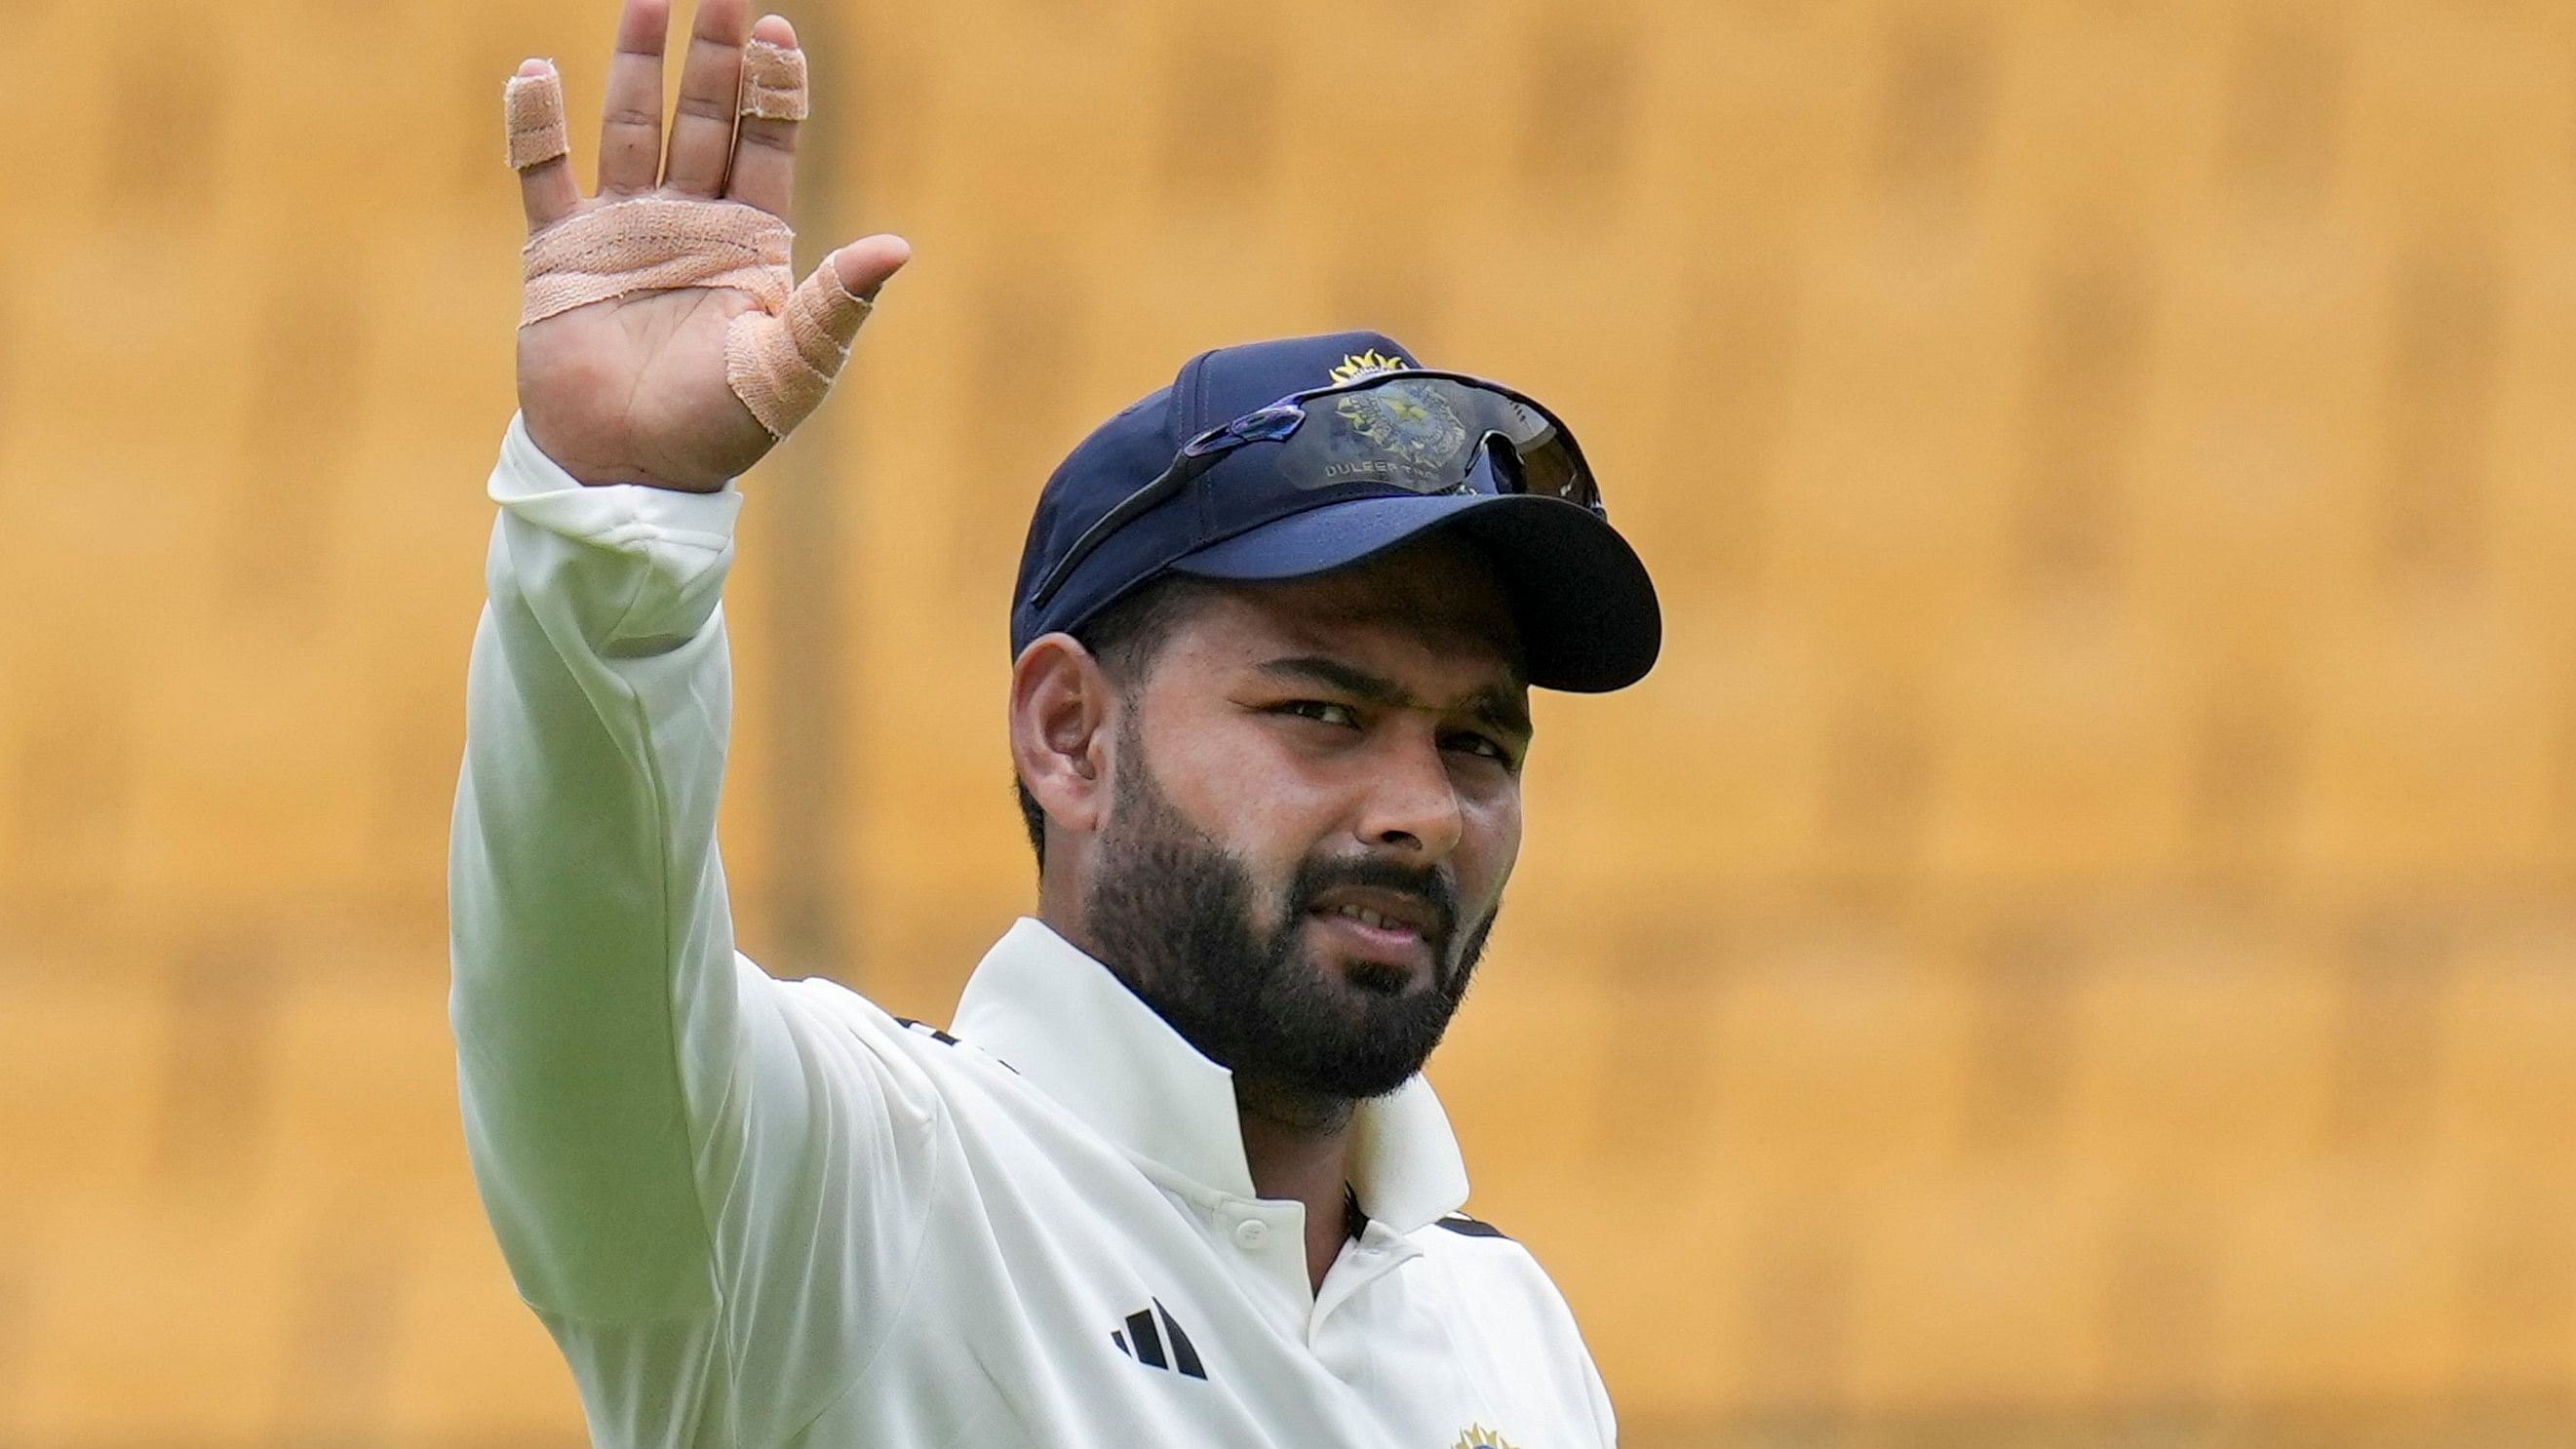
top-left (1210, 1194), bottom-right (1313, 1333)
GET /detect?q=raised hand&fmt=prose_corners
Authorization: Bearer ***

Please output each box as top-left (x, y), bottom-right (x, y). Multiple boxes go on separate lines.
top-left (508, 0), bottom-right (909, 491)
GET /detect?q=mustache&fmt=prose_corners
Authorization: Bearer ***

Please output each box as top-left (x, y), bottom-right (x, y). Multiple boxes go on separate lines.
top-left (1285, 853), bottom-right (1461, 947)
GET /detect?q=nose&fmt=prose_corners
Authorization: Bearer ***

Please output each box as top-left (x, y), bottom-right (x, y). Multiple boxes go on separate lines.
top-left (1357, 732), bottom-right (1465, 861)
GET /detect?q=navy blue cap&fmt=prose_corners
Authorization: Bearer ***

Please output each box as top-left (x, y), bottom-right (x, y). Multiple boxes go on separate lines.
top-left (1008, 331), bottom-right (1660, 692)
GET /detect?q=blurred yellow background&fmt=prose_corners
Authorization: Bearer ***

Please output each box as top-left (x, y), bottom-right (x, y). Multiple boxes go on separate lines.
top-left (8, 0), bottom-right (2576, 1443)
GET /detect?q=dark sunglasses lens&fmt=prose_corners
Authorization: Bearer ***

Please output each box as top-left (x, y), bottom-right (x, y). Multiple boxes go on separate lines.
top-left (1269, 375), bottom-right (1592, 505)
top-left (1514, 435), bottom-right (1585, 504)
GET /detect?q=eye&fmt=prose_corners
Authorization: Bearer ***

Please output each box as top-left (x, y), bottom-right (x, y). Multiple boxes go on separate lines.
top-left (1443, 731), bottom-right (1517, 768)
top-left (1273, 700), bottom-right (1361, 728)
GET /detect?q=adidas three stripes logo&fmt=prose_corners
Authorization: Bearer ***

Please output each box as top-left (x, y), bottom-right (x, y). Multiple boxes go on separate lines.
top-left (1112, 1299), bottom-right (1207, 1381)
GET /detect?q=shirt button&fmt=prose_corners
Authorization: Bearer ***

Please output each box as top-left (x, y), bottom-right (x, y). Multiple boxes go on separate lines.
top-left (1232, 1218), bottom-right (1268, 1250)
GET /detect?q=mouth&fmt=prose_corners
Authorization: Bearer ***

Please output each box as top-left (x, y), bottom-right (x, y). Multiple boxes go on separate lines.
top-left (1304, 887), bottom-right (1445, 985)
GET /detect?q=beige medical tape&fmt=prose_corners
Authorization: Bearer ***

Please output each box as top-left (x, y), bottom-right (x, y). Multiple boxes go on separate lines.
top-left (503, 66), bottom-right (568, 171)
top-left (520, 198), bottom-right (794, 322)
top-left (739, 40), bottom-right (810, 121)
top-left (722, 264), bottom-right (872, 436)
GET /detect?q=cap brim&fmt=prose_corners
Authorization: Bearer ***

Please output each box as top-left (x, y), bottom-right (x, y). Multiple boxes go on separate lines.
top-left (1165, 492), bottom-right (1660, 692)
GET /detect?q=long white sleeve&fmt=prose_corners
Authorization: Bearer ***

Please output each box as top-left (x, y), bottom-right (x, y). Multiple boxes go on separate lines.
top-left (447, 417), bottom-right (941, 1445)
top-left (450, 412), bottom-right (751, 1323)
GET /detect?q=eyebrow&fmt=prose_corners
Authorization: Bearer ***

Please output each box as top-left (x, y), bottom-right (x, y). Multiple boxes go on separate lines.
top-left (1255, 654), bottom-right (1534, 740)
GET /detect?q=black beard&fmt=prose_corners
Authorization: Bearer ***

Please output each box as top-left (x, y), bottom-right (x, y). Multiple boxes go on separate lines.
top-left (1081, 728), bottom-right (1495, 1114)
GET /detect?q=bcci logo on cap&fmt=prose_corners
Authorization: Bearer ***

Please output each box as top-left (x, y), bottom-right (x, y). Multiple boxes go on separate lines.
top-left (1317, 348), bottom-right (1471, 490)
top-left (1328, 346), bottom-right (1410, 385)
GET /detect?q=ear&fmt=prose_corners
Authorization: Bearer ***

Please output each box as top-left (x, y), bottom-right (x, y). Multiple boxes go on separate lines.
top-left (1009, 633), bottom-right (1118, 848)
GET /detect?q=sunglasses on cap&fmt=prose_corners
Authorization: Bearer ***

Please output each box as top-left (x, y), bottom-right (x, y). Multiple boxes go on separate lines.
top-left (1027, 369), bottom-right (1605, 610)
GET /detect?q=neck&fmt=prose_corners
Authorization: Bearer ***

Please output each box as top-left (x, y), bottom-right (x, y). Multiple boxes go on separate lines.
top-left (1233, 1077), bottom-right (1359, 1295)
top-left (1036, 893), bottom-right (1366, 1294)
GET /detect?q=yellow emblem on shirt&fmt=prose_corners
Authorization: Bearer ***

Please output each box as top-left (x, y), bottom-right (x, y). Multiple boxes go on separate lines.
top-left (1452, 1426), bottom-right (1520, 1449)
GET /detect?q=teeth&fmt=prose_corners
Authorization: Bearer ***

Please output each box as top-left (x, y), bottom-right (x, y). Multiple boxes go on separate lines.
top-left (1330, 904), bottom-right (1398, 931)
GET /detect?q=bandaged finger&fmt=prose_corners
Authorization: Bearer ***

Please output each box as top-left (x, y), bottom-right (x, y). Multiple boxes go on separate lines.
top-left (724, 261), bottom-right (875, 438)
top-left (739, 39), bottom-right (809, 121)
top-left (503, 65), bottom-right (569, 171)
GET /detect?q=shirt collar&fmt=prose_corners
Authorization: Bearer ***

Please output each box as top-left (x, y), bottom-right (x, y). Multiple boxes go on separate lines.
top-left (950, 917), bottom-right (1470, 1234)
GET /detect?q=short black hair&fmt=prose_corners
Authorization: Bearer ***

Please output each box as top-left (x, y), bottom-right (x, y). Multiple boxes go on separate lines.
top-left (1015, 575), bottom-right (1223, 873)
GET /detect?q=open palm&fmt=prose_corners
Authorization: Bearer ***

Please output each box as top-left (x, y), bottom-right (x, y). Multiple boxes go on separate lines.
top-left (511, 0), bottom-right (908, 492)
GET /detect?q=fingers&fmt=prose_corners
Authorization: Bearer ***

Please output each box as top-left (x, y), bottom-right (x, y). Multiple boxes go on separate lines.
top-left (598, 0), bottom-right (672, 196)
top-left (663, 0), bottom-right (753, 196)
top-left (724, 14), bottom-right (803, 216)
top-left (508, 60), bottom-right (579, 231)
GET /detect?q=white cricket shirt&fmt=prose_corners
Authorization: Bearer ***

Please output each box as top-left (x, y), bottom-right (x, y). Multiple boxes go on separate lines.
top-left (449, 415), bottom-right (1619, 1448)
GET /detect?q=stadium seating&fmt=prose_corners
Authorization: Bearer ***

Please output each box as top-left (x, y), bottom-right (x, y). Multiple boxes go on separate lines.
top-left (7, 0), bottom-right (2576, 1443)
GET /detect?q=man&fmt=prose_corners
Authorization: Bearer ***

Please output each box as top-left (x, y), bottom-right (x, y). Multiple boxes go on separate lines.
top-left (451, 1), bottom-right (1661, 1444)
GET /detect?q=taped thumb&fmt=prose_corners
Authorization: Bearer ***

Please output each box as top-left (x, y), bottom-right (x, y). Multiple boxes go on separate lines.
top-left (722, 253), bottom-right (878, 438)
